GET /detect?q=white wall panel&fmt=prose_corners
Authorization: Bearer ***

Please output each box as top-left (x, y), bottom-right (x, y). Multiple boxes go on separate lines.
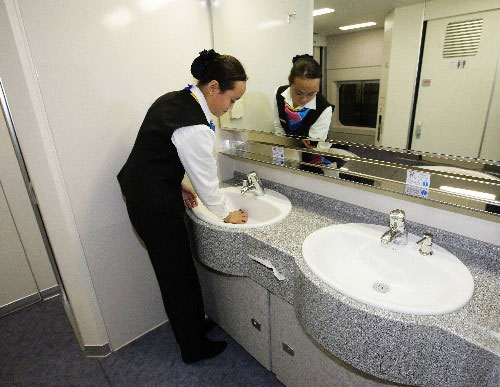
top-left (16, 0), bottom-right (212, 236)
top-left (79, 220), bottom-right (166, 350)
top-left (326, 28), bottom-right (383, 71)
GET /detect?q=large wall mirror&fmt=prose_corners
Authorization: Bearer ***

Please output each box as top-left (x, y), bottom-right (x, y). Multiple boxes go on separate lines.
top-left (212, 0), bottom-right (500, 216)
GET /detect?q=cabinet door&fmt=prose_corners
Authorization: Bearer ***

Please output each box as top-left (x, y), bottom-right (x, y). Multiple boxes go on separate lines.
top-left (196, 262), bottom-right (271, 370)
top-left (0, 180), bottom-right (40, 316)
top-left (270, 294), bottom-right (390, 387)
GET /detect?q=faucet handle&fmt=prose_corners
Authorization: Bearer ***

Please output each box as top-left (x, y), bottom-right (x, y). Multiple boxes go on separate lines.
top-left (389, 209), bottom-right (406, 231)
top-left (242, 179), bottom-right (248, 188)
top-left (247, 171), bottom-right (260, 184)
top-left (245, 171), bottom-right (265, 196)
top-left (417, 232), bottom-right (433, 256)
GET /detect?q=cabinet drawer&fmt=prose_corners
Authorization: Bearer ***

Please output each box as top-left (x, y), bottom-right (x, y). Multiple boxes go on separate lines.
top-left (270, 294), bottom-right (391, 386)
top-left (196, 262), bottom-right (271, 370)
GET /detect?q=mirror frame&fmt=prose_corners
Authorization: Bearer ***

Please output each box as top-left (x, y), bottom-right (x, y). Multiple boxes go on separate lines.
top-left (218, 127), bottom-right (500, 221)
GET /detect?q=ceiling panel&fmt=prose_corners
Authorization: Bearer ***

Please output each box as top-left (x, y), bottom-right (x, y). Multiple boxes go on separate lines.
top-left (314, 0), bottom-right (425, 36)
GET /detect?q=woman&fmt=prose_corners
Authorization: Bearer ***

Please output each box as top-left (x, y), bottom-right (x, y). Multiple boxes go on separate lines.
top-left (117, 49), bottom-right (248, 363)
top-left (274, 54), bottom-right (332, 149)
top-left (274, 54), bottom-right (340, 171)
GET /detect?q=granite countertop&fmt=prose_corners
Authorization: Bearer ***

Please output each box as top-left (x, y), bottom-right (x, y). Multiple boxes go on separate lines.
top-left (186, 176), bottom-right (500, 386)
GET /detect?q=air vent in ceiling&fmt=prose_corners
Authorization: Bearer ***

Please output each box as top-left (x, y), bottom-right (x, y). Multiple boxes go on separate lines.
top-left (443, 19), bottom-right (483, 58)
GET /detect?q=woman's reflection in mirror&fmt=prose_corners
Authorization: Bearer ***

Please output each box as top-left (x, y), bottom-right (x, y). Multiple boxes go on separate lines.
top-left (273, 54), bottom-right (347, 174)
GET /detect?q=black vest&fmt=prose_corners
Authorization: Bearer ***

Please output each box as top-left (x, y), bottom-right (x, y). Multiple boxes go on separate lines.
top-left (117, 89), bottom-right (210, 215)
top-left (276, 85), bottom-right (333, 137)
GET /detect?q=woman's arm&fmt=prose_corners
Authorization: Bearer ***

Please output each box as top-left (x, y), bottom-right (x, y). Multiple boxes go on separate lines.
top-left (308, 106), bottom-right (332, 141)
top-left (172, 125), bottom-right (229, 219)
top-left (273, 89), bottom-right (287, 135)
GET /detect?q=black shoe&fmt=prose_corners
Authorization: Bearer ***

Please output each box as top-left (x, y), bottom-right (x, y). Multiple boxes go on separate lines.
top-left (204, 317), bottom-right (216, 333)
top-left (182, 340), bottom-right (227, 364)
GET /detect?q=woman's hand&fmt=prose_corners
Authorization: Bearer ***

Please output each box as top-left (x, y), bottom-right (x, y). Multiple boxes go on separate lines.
top-left (224, 210), bottom-right (248, 224)
top-left (181, 182), bottom-right (198, 208)
top-left (301, 139), bottom-right (314, 149)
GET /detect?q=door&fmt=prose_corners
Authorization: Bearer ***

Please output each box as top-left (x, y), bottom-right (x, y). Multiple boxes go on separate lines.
top-left (479, 53), bottom-right (500, 160)
top-left (412, 10), bottom-right (500, 157)
top-left (0, 180), bottom-right (40, 315)
top-left (0, 80), bottom-right (59, 316)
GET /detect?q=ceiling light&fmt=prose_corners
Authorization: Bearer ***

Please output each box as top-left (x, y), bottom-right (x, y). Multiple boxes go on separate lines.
top-left (439, 186), bottom-right (496, 201)
top-left (257, 20), bottom-right (284, 29)
top-left (339, 22), bottom-right (377, 31)
top-left (138, 0), bottom-right (173, 12)
top-left (313, 8), bottom-right (335, 17)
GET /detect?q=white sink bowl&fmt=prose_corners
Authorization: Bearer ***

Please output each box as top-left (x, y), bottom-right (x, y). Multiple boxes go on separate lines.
top-left (191, 186), bottom-right (292, 229)
top-left (302, 223), bottom-right (474, 315)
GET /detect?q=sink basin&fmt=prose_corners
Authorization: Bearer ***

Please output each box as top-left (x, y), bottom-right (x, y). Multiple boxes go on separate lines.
top-left (302, 223), bottom-right (474, 315)
top-left (191, 186), bottom-right (292, 229)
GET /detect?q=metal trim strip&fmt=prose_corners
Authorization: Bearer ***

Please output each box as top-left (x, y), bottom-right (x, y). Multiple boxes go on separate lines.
top-left (83, 343), bottom-right (112, 358)
top-left (0, 293), bottom-right (40, 317)
top-left (40, 285), bottom-right (60, 300)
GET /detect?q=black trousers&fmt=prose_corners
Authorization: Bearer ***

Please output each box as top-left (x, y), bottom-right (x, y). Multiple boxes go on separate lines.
top-left (125, 200), bottom-right (206, 359)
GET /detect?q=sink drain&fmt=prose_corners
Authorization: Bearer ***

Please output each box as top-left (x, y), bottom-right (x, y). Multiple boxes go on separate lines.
top-left (373, 283), bottom-right (390, 293)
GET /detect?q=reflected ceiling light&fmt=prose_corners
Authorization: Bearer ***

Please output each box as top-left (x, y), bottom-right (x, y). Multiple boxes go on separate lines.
top-left (138, 0), bottom-right (173, 12)
top-left (313, 8), bottom-right (335, 17)
top-left (339, 22), bottom-right (377, 30)
top-left (439, 186), bottom-right (496, 201)
top-left (102, 8), bottom-right (135, 30)
top-left (257, 20), bottom-right (284, 29)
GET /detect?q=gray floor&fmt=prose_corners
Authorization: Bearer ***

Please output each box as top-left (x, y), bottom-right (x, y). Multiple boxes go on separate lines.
top-left (0, 296), bottom-right (283, 386)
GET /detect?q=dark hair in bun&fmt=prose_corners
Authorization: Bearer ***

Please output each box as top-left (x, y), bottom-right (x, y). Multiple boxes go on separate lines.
top-left (292, 54), bottom-right (314, 64)
top-left (288, 54), bottom-right (321, 85)
top-left (191, 49), bottom-right (218, 79)
top-left (191, 49), bottom-right (247, 92)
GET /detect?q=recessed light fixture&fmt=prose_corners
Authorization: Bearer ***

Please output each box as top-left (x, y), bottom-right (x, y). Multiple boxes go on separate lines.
top-left (439, 186), bottom-right (496, 201)
top-left (339, 22), bottom-right (377, 30)
top-left (313, 8), bottom-right (335, 17)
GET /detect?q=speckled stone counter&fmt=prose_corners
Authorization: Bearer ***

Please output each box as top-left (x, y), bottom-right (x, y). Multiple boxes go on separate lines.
top-left (186, 176), bottom-right (500, 386)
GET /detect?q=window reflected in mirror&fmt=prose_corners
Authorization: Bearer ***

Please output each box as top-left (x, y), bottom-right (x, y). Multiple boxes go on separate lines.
top-left (338, 81), bottom-right (379, 128)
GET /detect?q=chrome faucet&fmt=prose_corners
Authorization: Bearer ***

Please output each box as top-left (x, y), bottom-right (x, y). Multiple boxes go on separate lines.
top-left (241, 171), bottom-right (265, 196)
top-left (380, 209), bottom-right (408, 246)
top-left (416, 232), bottom-right (433, 255)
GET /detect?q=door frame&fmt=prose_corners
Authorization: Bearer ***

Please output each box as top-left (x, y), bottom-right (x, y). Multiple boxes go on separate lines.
top-left (0, 79), bottom-right (65, 310)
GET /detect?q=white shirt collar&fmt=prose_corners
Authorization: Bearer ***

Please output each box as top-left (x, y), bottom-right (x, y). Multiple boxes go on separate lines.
top-left (189, 85), bottom-right (212, 124)
top-left (281, 86), bottom-right (317, 110)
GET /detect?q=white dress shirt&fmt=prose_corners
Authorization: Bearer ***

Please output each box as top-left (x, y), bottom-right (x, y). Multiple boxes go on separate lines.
top-left (273, 87), bottom-right (332, 151)
top-left (171, 85), bottom-right (229, 219)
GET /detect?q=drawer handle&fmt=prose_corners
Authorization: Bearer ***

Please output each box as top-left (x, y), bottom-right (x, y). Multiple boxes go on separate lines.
top-left (251, 318), bottom-right (261, 331)
top-left (282, 342), bottom-right (294, 356)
